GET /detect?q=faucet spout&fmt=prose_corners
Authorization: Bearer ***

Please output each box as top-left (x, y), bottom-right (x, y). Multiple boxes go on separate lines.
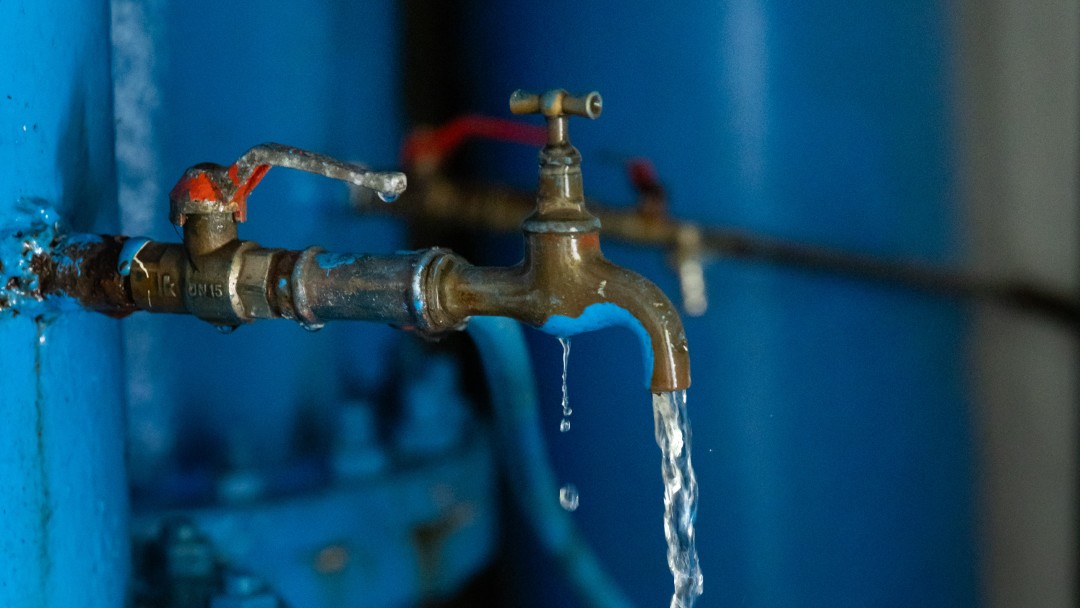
top-left (432, 88), bottom-right (690, 392)
top-left (429, 229), bottom-right (691, 391)
top-left (562, 262), bottom-right (691, 393)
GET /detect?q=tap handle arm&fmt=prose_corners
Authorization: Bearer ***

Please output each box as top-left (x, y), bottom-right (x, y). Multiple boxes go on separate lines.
top-left (228, 143), bottom-right (407, 222)
top-left (170, 143), bottom-right (407, 225)
top-left (510, 89), bottom-right (602, 146)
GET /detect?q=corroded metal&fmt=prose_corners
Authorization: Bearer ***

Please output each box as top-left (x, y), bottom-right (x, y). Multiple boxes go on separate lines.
top-left (0, 209), bottom-right (138, 317)
top-left (32, 236), bottom-right (139, 316)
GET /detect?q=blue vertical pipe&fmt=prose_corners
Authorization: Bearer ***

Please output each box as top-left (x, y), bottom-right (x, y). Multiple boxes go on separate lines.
top-left (0, 1), bottom-right (129, 605)
top-left (460, 2), bottom-right (975, 606)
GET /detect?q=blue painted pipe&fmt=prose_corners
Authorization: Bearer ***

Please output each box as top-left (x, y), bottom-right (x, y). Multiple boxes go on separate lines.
top-left (0, 1), bottom-right (129, 605)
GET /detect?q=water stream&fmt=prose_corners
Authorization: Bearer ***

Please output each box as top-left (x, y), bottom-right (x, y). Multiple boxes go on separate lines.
top-left (653, 390), bottom-right (703, 608)
top-left (550, 335), bottom-right (701, 604)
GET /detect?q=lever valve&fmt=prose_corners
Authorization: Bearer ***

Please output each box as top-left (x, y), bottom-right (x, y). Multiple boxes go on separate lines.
top-left (170, 143), bottom-right (406, 225)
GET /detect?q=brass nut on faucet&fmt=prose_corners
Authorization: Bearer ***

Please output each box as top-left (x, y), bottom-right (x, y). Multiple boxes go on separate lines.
top-left (236, 248), bottom-right (278, 319)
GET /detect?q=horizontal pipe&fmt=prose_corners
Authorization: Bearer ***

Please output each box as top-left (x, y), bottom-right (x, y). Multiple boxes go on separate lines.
top-left (290, 249), bottom-right (439, 330)
top-left (358, 177), bottom-right (1080, 325)
top-left (14, 235), bottom-right (446, 332)
top-left (21, 235), bottom-right (139, 316)
top-left (13, 229), bottom-right (691, 391)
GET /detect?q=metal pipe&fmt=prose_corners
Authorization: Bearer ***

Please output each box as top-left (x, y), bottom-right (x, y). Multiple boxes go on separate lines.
top-left (5, 90), bottom-right (694, 394)
top-left (358, 175), bottom-right (1080, 325)
top-left (38, 237), bottom-right (445, 331)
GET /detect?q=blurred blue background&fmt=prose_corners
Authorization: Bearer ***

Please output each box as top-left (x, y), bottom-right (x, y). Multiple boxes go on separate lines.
top-left (2, 0), bottom-right (1077, 606)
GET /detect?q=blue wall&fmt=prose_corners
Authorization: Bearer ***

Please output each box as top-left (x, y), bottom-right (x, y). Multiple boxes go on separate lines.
top-left (0, 1), bottom-right (129, 605)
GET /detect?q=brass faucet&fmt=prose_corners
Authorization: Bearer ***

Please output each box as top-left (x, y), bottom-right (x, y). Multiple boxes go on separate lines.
top-left (423, 90), bottom-right (690, 391)
top-left (16, 89), bottom-right (690, 392)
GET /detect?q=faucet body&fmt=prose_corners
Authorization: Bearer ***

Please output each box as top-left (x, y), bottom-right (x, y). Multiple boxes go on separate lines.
top-left (418, 90), bottom-right (688, 390)
top-left (431, 89), bottom-right (688, 390)
top-left (17, 90), bottom-right (691, 392)
top-left (430, 232), bottom-right (689, 390)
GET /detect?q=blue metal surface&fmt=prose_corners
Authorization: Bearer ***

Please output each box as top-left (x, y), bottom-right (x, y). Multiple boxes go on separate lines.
top-left (0, 1), bottom-right (129, 605)
top-left (135, 428), bottom-right (497, 607)
top-left (460, 2), bottom-right (976, 606)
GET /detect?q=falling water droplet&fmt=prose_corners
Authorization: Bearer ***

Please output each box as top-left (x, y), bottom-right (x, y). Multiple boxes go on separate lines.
top-left (559, 484), bottom-right (579, 512)
top-left (377, 191), bottom-right (398, 203)
top-left (558, 337), bottom-right (572, 432)
top-left (215, 325), bottom-right (238, 334)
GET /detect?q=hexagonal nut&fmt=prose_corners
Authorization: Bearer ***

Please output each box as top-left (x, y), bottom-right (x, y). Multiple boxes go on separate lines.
top-left (236, 249), bottom-right (277, 319)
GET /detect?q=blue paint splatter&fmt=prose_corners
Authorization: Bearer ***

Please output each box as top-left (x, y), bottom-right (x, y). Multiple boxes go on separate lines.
top-left (1, 199), bottom-right (59, 312)
top-left (538, 302), bottom-right (654, 388)
top-left (1, 200), bottom-right (103, 316)
top-left (61, 233), bottom-right (104, 247)
top-left (117, 237), bottom-right (151, 277)
top-left (314, 252), bottom-right (358, 276)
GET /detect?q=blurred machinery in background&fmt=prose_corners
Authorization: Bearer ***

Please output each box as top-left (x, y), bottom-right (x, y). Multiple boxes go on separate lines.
top-left (1, 1), bottom-right (1076, 607)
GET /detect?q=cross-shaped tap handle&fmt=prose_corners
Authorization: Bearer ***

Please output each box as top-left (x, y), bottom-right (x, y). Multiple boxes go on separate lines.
top-left (509, 89), bottom-right (602, 146)
top-left (509, 89), bottom-right (603, 119)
